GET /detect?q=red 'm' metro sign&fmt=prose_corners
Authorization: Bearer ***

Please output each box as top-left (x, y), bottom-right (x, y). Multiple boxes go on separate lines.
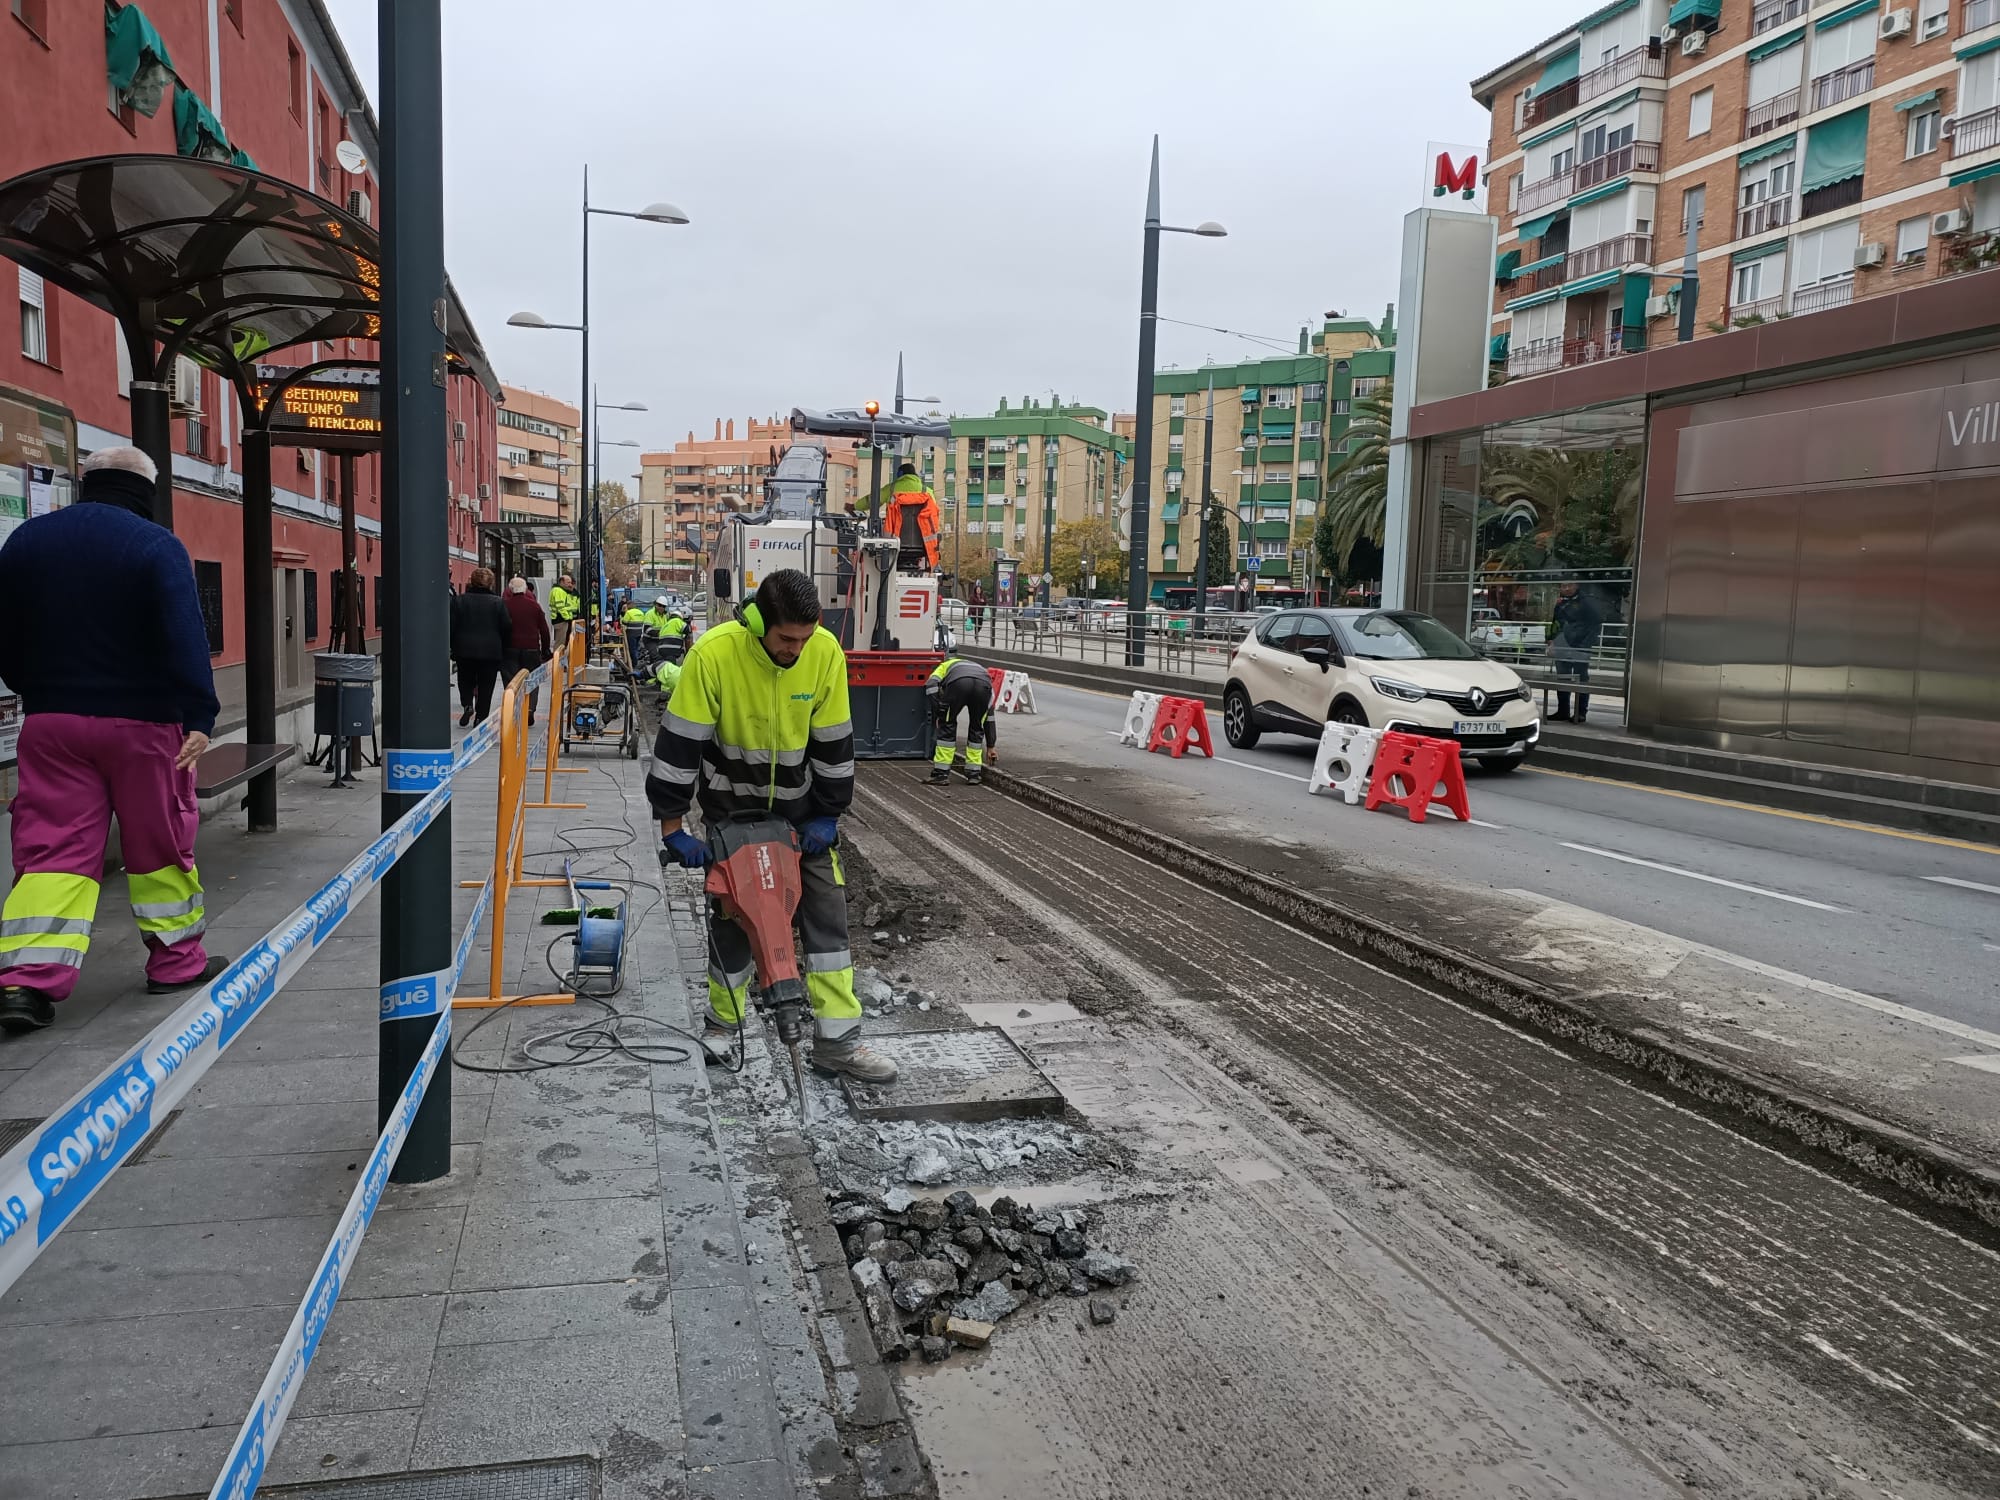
top-left (1433, 150), bottom-right (1480, 200)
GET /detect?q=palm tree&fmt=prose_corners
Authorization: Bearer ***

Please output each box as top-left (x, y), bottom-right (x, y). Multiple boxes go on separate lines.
top-left (1478, 444), bottom-right (1641, 575)
top-left (1313, 389), bottom-right (1392, 581)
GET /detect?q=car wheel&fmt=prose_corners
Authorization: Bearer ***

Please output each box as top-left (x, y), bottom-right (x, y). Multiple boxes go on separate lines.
top-left (1329, 699), bottom-right (1368, 728)
top-left (1482, 756), bottom-right (1525, 773)
top-left (1222, 686), bottom-right (1260, 748)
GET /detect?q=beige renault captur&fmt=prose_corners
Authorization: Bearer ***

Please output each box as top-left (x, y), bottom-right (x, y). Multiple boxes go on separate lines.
top-left (1221, 608), bottom-right (1541, 770)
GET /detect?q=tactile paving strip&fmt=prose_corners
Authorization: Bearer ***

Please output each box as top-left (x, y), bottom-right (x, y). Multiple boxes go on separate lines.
top-left (234, 1459), bottom-right (596, 1500)
top-left (840, 1025), bottom-right (1064, 1123)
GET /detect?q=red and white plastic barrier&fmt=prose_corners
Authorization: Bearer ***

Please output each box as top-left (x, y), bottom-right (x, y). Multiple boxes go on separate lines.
top-left (995, 670), bottom-right (1037, 714)
top-left (1307, 722), bottom-right (1381, 805)
top-left (1363, 731), bottom-right (1471, 824)
top-left (1144, 696), bottom-right (1214, 759)
top-left (1119, 690), bottom-right (1163, 747)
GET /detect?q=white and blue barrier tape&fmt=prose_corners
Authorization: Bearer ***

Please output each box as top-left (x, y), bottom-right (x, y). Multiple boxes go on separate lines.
top-left (210, 897), bottom-right (473, 1500)
top-left (0, 683), bottom-right (536, 1296)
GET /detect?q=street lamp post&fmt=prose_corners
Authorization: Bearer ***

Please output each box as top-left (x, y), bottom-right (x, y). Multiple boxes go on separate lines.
top-left (1124, 135), bottom-right (1224, 666)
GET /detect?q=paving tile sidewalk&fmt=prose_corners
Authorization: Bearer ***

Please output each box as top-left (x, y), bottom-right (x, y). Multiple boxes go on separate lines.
top-left (0, 736), bottom-right (869, 1500)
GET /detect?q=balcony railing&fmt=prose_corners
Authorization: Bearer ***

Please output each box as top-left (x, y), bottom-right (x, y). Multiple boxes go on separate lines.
top-left (1565, 231), bottom-right (1653, 281)
top-left (1519, 45), bottom-right (1666, 129)
top-left (1950, 105), bottom-right (2000, 160)
top-left (1576, 139), bottom-right (1661, 190)
top-left (1744, 88), bottom-right (1801, 138)
top-left (1753, 0), bottom-right (1808, 31)
top-left (1517, 166), bottom-right (1577, 215)
top-left (1968, 0), bottom-right (1997, 31)
top-left (1791, 274), bottom-right (1855, 315)
top-left (1810, 59), bottom-right (1874, 112)
top-left (1736, 196), bottom-right (1796, 239)
top-left (1728, 293), bottom-right (1786, 325)
top-left (1506, 330), bottom-right (1632, 379)
top-left (1800, 175), bottom-right (1866, 220)
top-left (1515, 258), bottom-right (1571, 295)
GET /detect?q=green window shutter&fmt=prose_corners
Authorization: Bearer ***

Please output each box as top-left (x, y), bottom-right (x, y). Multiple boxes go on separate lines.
top-left (1738, 132), bottom-right (1797, 169)
top-left (1801, 107), bottom-right (1868, 193)
top-left (1957, 33), bottom-right (2000, 60)
top-left (1949, 159), bottom-right (2000, 188)
top-left (1813, 0), bottom-right (1877, 29)
top-left (1893, 89), bottom-right (1939, 113)
top-left (1563, 269), bottom-right (1622, 297)
top-left (1535, 48), bottom-right (1580, 92)
top-left (173, 87), bottom-right (233, 163)
top-left (107, 4), bottom-right (175, 117)
top-left (1489, 332), bottom-right (1512, 362)
top-left (1516, 209), bottom-right (1564, 242)
top-left (1667, 0), bottom-right (1721, 25)
top-left (1620, 275), bottom-right (1649, 353)
top-left (1746, 30), bottom-right (1804, 63)
top-left (1496, 248), bottom-right (1523, 282)
top-left (1731, 238), bottom-right (1789, 264)
top-left (1569, 178), bottom-right (1630, 210)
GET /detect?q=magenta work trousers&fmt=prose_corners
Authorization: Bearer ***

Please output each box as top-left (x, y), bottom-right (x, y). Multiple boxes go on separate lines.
top-left (0, 714), bottom-right (211, 1002)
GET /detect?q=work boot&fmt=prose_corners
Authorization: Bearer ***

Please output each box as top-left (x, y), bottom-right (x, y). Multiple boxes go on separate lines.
top-left (964, 767), bottom-right (984, 786)
top-left (811, 1036), bottom-right (898, 1084)
top-left (0, 987), bottom-right (55, 1035)
top-left (146, 954), bottom-right (229, 995)
top-left (926, 765), bottom-right (951, 785)
top-left (699, 1019), bottom-right (736, 1066)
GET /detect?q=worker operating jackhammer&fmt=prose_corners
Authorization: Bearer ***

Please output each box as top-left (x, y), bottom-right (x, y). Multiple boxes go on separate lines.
top-left (926, 654), bottom-right (995, 785)
top-left (647, 568), bottom-right (897, 1083)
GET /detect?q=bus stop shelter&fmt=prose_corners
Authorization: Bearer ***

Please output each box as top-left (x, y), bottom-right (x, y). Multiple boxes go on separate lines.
top-left (0, 154), bottom-right (501, 828)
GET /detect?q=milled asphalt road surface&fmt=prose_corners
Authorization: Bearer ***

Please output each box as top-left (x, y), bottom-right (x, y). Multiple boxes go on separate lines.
top-left (1004, 681), bottom-right (2000, 1034)
top-left (852, 768), bottom-right (2000, 1495)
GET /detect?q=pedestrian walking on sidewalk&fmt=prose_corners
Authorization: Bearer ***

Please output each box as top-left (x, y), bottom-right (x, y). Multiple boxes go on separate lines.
top-left (926, 654), bottom-right (995, 785)
top-left (450, 567), bottom-right (510, 726)
top-left (503, 577), bottom-right (552, 726)
top-left (1550, 581), bottom-right (1603, 724)
top-left (649, 568), bottom-right (897, 1085)
top-left (0, 446), bottom-right (226, 1034)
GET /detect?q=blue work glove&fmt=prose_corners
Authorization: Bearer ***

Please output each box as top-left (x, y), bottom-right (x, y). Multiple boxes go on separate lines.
top-left (662, 829), bottom-right (709, 868)
top-left (797, 817), bottom-right (840, 856)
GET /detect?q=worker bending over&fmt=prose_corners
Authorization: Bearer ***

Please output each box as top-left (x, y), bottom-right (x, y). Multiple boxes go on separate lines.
top-left (926, 655), bottom-right (995, 785)
top-left (648, 569), bottom-right (896, 1083)
top-left (881, 462), bottom-right (940, 573)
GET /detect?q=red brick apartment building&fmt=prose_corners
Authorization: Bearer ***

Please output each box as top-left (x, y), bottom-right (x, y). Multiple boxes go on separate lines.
top-left (0, 0), bottom-right (498, 704)
top-left (1477, 0), bottom-right (2000, 379)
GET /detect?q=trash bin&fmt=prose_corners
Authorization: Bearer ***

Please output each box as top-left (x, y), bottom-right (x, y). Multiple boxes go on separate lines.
top-left (313, 653), bottom-right (375, 739)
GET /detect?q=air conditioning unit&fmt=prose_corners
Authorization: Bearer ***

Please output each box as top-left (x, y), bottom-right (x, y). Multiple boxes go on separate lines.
top-left (1645, 293), bottom-right (1676, 318)
top-left (1879, 8), bottom-right (1912, 38)
top-left (1934, 207), bottom-right (1972, 235)
top-left (1681, 30), bottom-right (1707, 56)
top-left (346, 189), bottom-right (371, 224)
top-left (1661, 23), bottom-right (1678, 42)
top-left (476, 481), bottom-right (490, 499)
top-left (170, 357), bottom-right (203, 413)
top-left (1855, 241), bottom-right (1887, 268)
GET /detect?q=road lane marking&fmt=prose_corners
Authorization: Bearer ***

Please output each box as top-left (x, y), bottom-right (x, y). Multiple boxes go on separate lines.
top-left (1506, 888), bottom-right (2000, 1051)
top-left (1528, 766), bottom-right (2000, 857)
top-left (1924, 875), bottom-right (2000, 898)
top-left (1950, 1055), bottom-right (2000, 1075)
top-left (1560, 842), bottom-right (1843, 912)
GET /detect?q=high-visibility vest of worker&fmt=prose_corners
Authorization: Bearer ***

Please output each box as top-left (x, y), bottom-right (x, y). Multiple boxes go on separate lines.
top-left (880, 462), bottom-right (941, 572)
top-left (651, 656), bottom-right (682, 697)
top-left (647, 568), bottom-right (897, 1085)
top-left (926, 655), bottom-right (995, 785)
top-left (549, 578), bottom-right (581, 622)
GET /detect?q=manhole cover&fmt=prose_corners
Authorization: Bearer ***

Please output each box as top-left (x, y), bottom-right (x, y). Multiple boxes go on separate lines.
top-left (168, 1458), bottom-right (597, 1500)
top-left (841, 1026), bottom-right (1064, 1123)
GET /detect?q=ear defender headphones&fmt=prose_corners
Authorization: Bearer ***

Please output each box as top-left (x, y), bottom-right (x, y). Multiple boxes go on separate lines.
top-left (742, 602), bottom-right (766, 637)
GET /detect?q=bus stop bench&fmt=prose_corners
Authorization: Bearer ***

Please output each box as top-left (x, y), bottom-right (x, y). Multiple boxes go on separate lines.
top-left (195, 742), bottom-right (296, 798)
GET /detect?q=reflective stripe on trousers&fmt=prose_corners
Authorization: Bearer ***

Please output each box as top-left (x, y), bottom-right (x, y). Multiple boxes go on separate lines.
top-left (127, 865), bottom-right (207, 938)
top-left (0, 872), bottom-right (99, 967)
top-left (704, 847), bottom-right (860, 1039)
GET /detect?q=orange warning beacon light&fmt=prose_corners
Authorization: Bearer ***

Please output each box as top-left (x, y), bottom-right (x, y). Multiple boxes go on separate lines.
top-left (863, 400), bottom-right (880, 418)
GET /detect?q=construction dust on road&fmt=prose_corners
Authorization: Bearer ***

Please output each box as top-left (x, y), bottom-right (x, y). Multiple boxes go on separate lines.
top-left (802, 766), bottom-right (2000, 1500)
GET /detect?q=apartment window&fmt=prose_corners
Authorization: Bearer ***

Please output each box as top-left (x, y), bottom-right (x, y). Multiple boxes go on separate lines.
top-left (11, 0), bottom-right (47, 43)
top-left (1681, 184), bottom-right (1706, 238)
top-left (18, 266), bottom-right (48, 364)
top-left (287, 41), bottom-right (304, 121)
top-left (1169, 395), bottom-right (1186, 416)
top-left (195, 562), bottom-right (226, 654)
top-left (1896, 215), bottom-right (1929, 264)
top-left (1793, 219), bottom-right (1860, 288)
top-left (1264, 388), bottom-right (1295, 408)
top-left (1733, 258), bottom-right (1774, 306)
top-left (1688, 88), bottom-right (1714, 139)
top-left (1262, 469), bottom-right (1291, 484)
top-left (1509, 173), bottom-right (1522, 212)
top-left (1908, 107), bottom-right (1941, 157)
top-left (1237, 540), bottom-right (1251, 558)
top-left (1298, 460), bottom-right (1318, 479)
top-left (1300, 382), bottom-right (1325, 401)
top-left (1917, 0), bottom-right (1949, 36)
top-left (1165, 471), bottom-right (1183, 492)
top-left (1299, 420), bottom-right (1322, 439)
top-left (224, 0), bottom-right (244, 35)
top-left (316, 96), bottom-right (333, 187)
top-left (1549, 146), bottom-right (1576, 178)
top-left (1330, 399), bottom-right (1349, 415)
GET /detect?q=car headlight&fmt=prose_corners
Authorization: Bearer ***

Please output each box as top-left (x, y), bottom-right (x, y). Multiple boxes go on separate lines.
top-left (1369, 676), bottom-right (1427, 703)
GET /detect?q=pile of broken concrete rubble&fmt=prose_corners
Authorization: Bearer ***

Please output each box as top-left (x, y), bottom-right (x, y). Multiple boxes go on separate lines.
top-left (834, 1187), bottom-right (1137, 1365)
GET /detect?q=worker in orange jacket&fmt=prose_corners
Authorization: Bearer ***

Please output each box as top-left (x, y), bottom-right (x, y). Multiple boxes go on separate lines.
top-left (881, 463), bottom-right (941, 572)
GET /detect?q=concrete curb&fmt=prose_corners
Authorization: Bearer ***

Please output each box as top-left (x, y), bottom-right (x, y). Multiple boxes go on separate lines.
top-left (985, 766), bottom-right (2000, 1236)
top-left (968, 641), bottom-right (1223, 710)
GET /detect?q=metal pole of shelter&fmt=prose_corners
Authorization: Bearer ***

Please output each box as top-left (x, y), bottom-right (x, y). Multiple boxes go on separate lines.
top-left (240, 429), bottom-right (277, 830)
top-left (339, 453), bottom-right (361, 653)
top-left (376, 0), bottom-right (451, 1183)
top-left (1125, 136), bottom-right (1162, 668)
top-left (128, 370), bottom-right (175, 532)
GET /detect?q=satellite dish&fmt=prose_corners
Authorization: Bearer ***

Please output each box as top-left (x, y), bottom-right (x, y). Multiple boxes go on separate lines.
top-left (334, 139), bottom-right (369, 174)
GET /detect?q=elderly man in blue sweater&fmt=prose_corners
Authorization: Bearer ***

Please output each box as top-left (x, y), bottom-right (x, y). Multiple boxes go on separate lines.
top-left (0, 446), bottom-right (224, 1034)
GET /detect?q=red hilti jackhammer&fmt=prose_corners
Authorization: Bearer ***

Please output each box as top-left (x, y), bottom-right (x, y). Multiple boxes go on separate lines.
top-left (702, 813), bottom-right (813, 1115)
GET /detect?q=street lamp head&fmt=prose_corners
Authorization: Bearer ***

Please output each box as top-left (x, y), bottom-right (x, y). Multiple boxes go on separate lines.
top-left (603, 401), bottom-right (648, 412)
top-left (1192, 220), bottom-right (1228, 238)
top-left (637, 201), bottom-right (690, 225)
top-left (506, 310), bottom-right (552, 328)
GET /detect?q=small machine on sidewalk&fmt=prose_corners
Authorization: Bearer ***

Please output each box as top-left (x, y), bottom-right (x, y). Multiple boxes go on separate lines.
top-left (559, 659), bottom-right (640, 760)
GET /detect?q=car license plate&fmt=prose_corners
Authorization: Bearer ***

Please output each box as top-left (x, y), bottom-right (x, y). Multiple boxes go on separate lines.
top-left (1453, 718), bottom-right (1506, 737)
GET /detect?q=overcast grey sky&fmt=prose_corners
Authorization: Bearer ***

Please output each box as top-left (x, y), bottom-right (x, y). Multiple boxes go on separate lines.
top-left (321, 1), bottom-right (1583, 460)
